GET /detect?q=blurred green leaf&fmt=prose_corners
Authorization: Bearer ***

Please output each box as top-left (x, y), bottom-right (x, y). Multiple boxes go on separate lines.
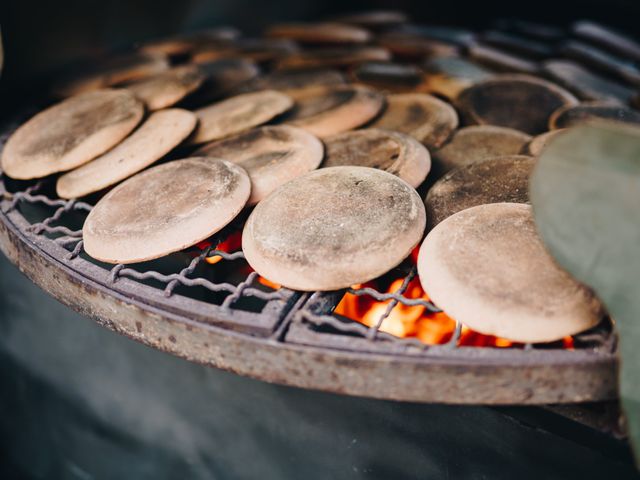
top-left (531, 122), bottom-right (640, 467)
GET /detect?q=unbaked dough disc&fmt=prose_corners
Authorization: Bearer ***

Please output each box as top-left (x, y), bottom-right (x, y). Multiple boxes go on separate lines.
top-left (243, 166), bottom-right (426, 291)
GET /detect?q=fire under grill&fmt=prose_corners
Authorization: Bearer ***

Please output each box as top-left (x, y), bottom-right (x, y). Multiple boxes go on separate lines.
top-left (0, 119), bottom-right (617, 405)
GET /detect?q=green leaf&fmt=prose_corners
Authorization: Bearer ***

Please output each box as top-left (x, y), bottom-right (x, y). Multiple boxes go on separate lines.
top-left (530, 122), bottom-right (640, 467)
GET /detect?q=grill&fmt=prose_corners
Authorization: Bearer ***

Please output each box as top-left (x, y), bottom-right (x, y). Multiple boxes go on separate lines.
top-left (0, 116), bottom-right (617, 405)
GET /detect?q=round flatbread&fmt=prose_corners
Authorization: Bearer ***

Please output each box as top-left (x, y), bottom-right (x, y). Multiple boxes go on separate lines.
top-left (277, 46), bottom-right (391, 70)
top-left (196, 125), bottom-right (324, 205)
top-left (456, 74), bottom-right (578, 135)
top-left (425, 155), bottom-right (534, 228)
top-left (543, 59), bottom-right (634, 104)
top-left (549, 102), bottom-right (640, 129)
top-left (368, 93), bottom-right (458, 149)
top-left (185, 58), bottom-right (260, 106)
top-left (54, 52), bottom-right (170, 97)
top-left (2, 89), bottom-right (144, 180)
top-left (139, 27), bottom-right (240, 57)
top-left (190, 90), bottom-right (294, 144)
top-left (243, 166), bottom-right (426, 291)
top-left (322, 129), bottom-right (431, 188)
top-left (332, 10), bottom-right (408, 28)
top-left (266, 22), bottom-right (371, 44)
top-left (433, 125), bottom-right (532, 173)
top-left (422, 56), bottom-right (493, 100)
top-left (191, 38), bottom-right (298, 64)
top-left (125, 65), bottom-right (205, 110)
top-left (467, 43), bottom-right (539, 74)
top-left (286, 85), bottom-right (384, 138)
top-left (352, 62), bottom-right (424, 91)
top-left (417, 203), bottom-right (602, 343)
top-left (241, 69), bottom-right (347, 93)
top-left (57, 109), bottom-right (197, 199)
top-left (83, 158), bottom-right (250, 264)
top-left (378, 33), bottom-right (459, 61)
top-left (523, 129), bottom-right (568, 156)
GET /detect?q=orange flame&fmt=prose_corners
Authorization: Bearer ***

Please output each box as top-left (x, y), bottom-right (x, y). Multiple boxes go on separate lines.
top-left (258, 276), bottom-right (281, 289)
top-left (199, 240), bottom-right (574, 349)
top-left (197, 232), bottom-right (244, 265)
top-left (335, 275), bottom-right (459, 345)
top-left (335, 247), bottom-right (574, 349)
top-left (197, 232), bottom-right (281, 290)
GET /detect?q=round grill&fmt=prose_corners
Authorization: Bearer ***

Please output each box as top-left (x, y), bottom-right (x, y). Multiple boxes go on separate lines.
top-left (0, 115), bottom-right (618, 405)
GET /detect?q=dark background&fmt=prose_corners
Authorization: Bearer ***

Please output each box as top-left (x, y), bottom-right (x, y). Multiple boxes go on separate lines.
top-left (1, 0), bottom-right (639, 114)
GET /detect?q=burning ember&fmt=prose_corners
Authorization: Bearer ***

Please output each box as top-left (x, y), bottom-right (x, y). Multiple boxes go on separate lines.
top-left (197, 231), bottom-right (281, 289)
top-left (335, 247), bottom-right (575, 349)
top-left (198, 232), bottom-right (243, 265)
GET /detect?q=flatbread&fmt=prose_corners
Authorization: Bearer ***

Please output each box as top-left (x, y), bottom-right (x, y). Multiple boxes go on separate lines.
top-left (2, 89), bottom-right (144, 180)
top-left (277, 46), bottom-right (391, 70)
top-left (542, 60), bottom-right (634, 104)
top-left (549, 102), bottom-right (640, 129)
top-left (368, 93), bottom-right (459, 149)
top-left (286, 85), bottom-right (384, 138)
top-left (425, 155), bottom-right (534, 228)
top-left (417, 203), bottom-right (602, 343)
top-left (125, 65), bottom-right (205, 110)
top-left (54, 52), bottom-right (169, 97)
top-left (322, 129), bottom-right (431, 188)
top-left (524, 129), bottom-right (568, 156)
top-left (456, 74), bottom-right (578, 134)
top-left (433, 125), bottom-right (531, 173)
top-left (243, 166), bottom-right (426, 290)
top-left (57, 109), bottom-right (197, 198)
top-left (83, 157), bottom-right (250, 264)
top-left (352, 62), bottom-right (424, 91)
top-left (196, 125), bottom-right (323, 205)
top-left (422, 56), bottom-right (493, 99)
top-left (190, 90), bottom-right (294, 144)
top-left (266, 22), bottom-right (371, 44)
